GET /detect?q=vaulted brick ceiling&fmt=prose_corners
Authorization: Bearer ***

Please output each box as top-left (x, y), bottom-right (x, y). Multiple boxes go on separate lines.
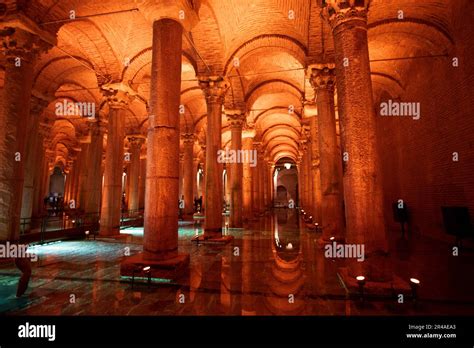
top-left (2, 0), bottom-right (456, 166)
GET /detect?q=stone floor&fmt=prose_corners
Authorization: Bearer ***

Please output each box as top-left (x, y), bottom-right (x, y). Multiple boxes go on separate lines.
top-left (1, 209), bottom-right (474, 315)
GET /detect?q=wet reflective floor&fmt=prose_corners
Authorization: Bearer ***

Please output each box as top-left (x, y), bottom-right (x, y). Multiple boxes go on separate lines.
top-left (1, 209), bottom-right (474, 315)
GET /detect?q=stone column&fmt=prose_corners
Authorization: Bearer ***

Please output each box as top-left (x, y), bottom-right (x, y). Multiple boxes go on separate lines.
top-left (299, 143), bottom-right (309, 209)
top-left (33, 121), bottom-right (53, 218)
top-left (258, 151), bottom-right (266, 213)
top-left (21, 96), bottom-right (49, 226)
top-left (84, 119), bottom-right (105, 217)
top-left (323, 0), bottom-right (388, 279)
top-left (268, 162), bottom-right (275, 208)
top-left (182, 133), bottom-right (195, 220)
top-left (138, 156), bottom-right (146, 210)
top-left (252, 142), bottom-right (261, 216)
top-left (64, 160), bottom-right (74, 203)
top-left (226, 110), bottom-right (245, 228)
top-left (179, 153), bottom-right (184, 202)
top-left (242, 128), bottom-right (256, 221)
top-left (193, 157), bottom-right (200, 202)
top-left (308, 64), bottom-right (344, 240)
top-left (127, 135), bottom-right (145, 216)
top-left (144, 18), bottom-right (183, 260)
top-left (296, 155), bottom-right (302, 207)
top-left (199, 143), bottom-right (206, 212)
top-left (198, 76), bottom-right (229, 237)
top-left (99, 86), bottom-right (131, 236)
top-left (0, 27), bottom-right (49, 240)
top-left (78, 138), bottom-right (90, 210)
top-left (309, 116), bottom-right (322, 223)
top-left (70, 147), bottom-right (83, 205)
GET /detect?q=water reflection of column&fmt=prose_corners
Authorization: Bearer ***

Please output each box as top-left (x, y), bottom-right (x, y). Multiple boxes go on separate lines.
top-left (264, 212), bottom-right (305, 315)
top-left (241, 230), bottom-right (256, 315)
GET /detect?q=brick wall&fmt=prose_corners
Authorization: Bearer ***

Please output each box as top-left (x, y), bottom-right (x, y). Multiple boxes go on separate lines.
top-left (375, 2), bottom-right (474, 241)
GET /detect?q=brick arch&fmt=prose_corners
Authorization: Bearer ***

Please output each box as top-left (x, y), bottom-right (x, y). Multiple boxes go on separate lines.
top-left (121, 47), bottom-right (198, 83)
top-left (224, 34), bottom-right (307, 75)
top-left (191, 2), bottom-right (225, 74)
top-left (59, 18), bottom-right (122, 81)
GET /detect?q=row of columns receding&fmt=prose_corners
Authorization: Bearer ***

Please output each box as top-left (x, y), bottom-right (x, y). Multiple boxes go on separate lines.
top-left (0, 1), bottom-right (389, 280)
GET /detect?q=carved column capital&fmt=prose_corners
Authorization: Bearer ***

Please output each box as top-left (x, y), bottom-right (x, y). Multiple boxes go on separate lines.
top-left (0, 27), bottom-right (52, 62)
top-left (181, 133), bottom-right (195, 145)
top-left (225, 109), bottom-right (246, 129)
top-left (101, 83), bottom-right (135, 109)
top-left (198, 76), bottom-right (230, 106)
top-left (321, 0), bottom-right (369, 30)
top-left (307, 63), bottom-right (336, 92)
top-left (127, 134), bottom-right (146, 148)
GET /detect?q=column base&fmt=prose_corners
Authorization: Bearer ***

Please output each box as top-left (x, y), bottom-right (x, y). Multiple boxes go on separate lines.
top-left (120, 252), bottom-right (189, 282)
top-left (191, 234), bottom-right (234, 245)
top-left (99, 226), bottom-right (121, 237)
top-left (338, 267), bottom-right (410, 299)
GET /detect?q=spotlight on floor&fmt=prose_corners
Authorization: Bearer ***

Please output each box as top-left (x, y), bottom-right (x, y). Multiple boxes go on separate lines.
top-left (286, 243), bottom-right (293, 250)
top-left (410, 278), bottom-right (420, 301)
top-left (356, 275), bottom-right (366, 300)
top-left (329, 236), bottom-right (335, 241)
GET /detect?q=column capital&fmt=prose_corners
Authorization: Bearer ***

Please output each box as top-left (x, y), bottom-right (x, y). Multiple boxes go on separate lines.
top-left (321, 0), bottom-right (369, 30)
top-left (101, 83), bottom-right (136, 109)
top-left (127, 134), bottom-right (146, 147)
top-left (307, 63), bottom-right (336, 92)
top-left (135, 0), bottom-right (199, 32)
top-left (198, 76), bottom-right (230, 106)
top-left (225, 109), bottom-right (246, 129)
top-left (0, 26), bottom-right (52, 62)
top-left (181, 133), bottom-right (195, 145)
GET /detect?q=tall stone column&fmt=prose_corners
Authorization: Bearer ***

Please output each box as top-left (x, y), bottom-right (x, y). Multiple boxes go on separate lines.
top-left (34, 121), bottom-right (53, 218)
top-left (21, 96), bottom-right (49, 226)
top-left (199, 143), bottom-right (206, 212)
top-left (198, 76), bottom-right (229, 237)
top-left (119, 3), bottom-right (198, 279)
top-left (323, 0), bottom-right (388, 279)
top-left (179, 153), bottom-right (184, 201)
top-left (193, 157), bottom-right (200, 201)
top-left (78, 139), bottom-right (90, 210)
top-left (143, 18), bottom-right (183, 260)
top-left (70, 146), bottom-right (83, 205)
top-left (182, 133), bottom-right (195, 220)
top-left (299, 143), bottom-right (309, 209)
top-left (126, 135), bottom-right (145, 216)
top-left (99, 86), bottom-right (131, 236)
top-left (64, 160), bottom-right (74, 203)
top-left (309, 117), bottom-right (322, 223)
top-left (258, 151), bottom-right (265, 212)
top-left (268, 161), bottom-right (275, 208)
top-left (308, 64), bottom-right (344, 240)
top-left (296, 155), bottom-right (302, 207)
top-left (0, 27), bottom-right (49, 240)
top-left (138, 156), bottom-right (146, 210)
top-left (226, 110), bottom-right (245, 228)
top-left (84, 119), bottom-right (105, 217)
top-left (263, 158), bottom-right (269, 210)
top-left (252, 142), bottom-right (262, 216)
top-left (242, 128), bottom-right (256, 221)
